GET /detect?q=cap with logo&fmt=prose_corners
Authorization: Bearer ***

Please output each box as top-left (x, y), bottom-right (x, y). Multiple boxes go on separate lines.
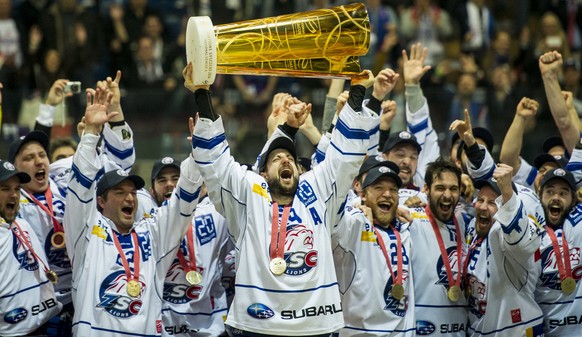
top-left (151, 157), bottom-right (180, 182)
top-left (382, 131), bottom-right (422, 153)
top-left (361, 161), bottom-right (402, 189)
top-left (258, 137), bottom-right (297, 172)
top-left (0, 161), bottom-right (31, 184)
top-left (533, 153), bottom-right (567, 170)
top-left (8, 131), bottom-right (50, 163)
top-left (542, 136), bottom-right (566, 154)
top-left (358, 155), bottom-right (392, 177)
top-left (474, 178), bottom-right (502, 196)
top-left (97, 169), bottom-right (145, 196)
top-left (540, 168), bottom-right (576, 191)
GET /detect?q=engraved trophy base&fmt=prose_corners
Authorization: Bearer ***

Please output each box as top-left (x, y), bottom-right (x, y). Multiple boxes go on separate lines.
top-left (186, 16), bottom-right (217, 85)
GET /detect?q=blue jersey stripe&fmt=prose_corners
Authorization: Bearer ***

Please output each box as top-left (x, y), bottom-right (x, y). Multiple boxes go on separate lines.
top-left (468, 315), bottom-right (543, 335)
top-left (104, 142), bottom-right (134, 160)
top-left (192, 134), bottom-right (226, 150)
top-left (408, 118), bottom-right (428, 134)
top-left (344, 326), bottom-right (416, 333)
top-left (72, 321), bottom-right (159, 336)
top-left (335, 119), bottom-right (370, 140)
top-left (0, 280), bottom-right (50, 299)
top-left (161, 307), bottom-right (228, 316)
top-left (235, 282), bottom-right (338, 293)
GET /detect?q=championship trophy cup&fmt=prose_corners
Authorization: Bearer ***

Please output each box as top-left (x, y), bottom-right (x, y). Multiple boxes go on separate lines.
top-left (186, 3), bottom-right (370, 85)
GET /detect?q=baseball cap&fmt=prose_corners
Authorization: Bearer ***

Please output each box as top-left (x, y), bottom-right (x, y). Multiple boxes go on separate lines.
top-left (533, 153), bottom-right (567, 170)
top-left (151, 157), bottom-right (180, 182)
top-left (0, 161), bottom-right (31, 184)
top-left (382, 131), bottom-right (421, 153)
top-left (298, 157), bottom-right (311, 172)
top-left (358, 155), bottom-right (392, 176)
top-left (450, 127), bottom-right (494, 152)
top-left (542, 136), bottom-right (565, 154)
top-left (540, 168), bottom-right (576, 191)
top-left (258, 137), bottom-right (297, 172)
top-left (564, 58), bottom-right (580, 71)
top-left (8, 131), bottom-right (50, 163)
top-left (97, 169), bottom-right (145, 196)
top-left (362, 163), bottom-right (402, 189)
top-left (474, 178), bottom-right (502, 196)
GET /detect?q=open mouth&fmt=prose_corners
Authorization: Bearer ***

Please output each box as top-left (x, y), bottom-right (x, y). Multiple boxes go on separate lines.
top-left (549, 205), bottom-right (562, 218)
top-left (35, 169), bottom-right (46, 181)
top-left (164, 192), bottom-right (172, 199)
top-left (280, 168), bottom-right (292, 182)
top-left (6, 202), bottom-right (16, 211)
top-left (399, 166), bottom-right (411, 175)
top-left (121, 206), bottom-right (133, 217)
top-left (378, 201), bottom-right (392, 213)
top-left (439, 202), bottom-right (452, 213)
top-left (477, 214), bottom-right (491, 226)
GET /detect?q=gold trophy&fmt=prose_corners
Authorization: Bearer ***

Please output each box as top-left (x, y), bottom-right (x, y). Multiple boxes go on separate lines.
top-left (186, 3), bottom-right (370, 85)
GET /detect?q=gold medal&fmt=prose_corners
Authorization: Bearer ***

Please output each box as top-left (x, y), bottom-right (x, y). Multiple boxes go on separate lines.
top-left (561, 277), bottom-right (576, 294)
top-left (269, 257), bottom-right (286, 275)
top-left (186, 270), bottom-right (203, 285)
top-left (391, 283), bottom-right (404, 300)
top-left (448, 285), bottom-right (462, 302)
top-left (51, 231), bottom-right (65, 249)
top-left (46, 270), bottom-right (58, 284)
top-left (127, 280), bottom-right (141, 297)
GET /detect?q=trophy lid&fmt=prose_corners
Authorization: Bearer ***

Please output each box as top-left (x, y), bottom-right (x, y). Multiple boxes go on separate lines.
top-left (186, 16), bottom-right (217, 85)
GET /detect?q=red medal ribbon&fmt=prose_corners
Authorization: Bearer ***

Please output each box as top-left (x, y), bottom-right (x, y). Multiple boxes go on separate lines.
top-left (373, 225), bottom-right (403, 288)
top-left (177, 226), bottom-right (197, 273)
top-left (546, 226), bottom-right (573, 281)
top-left (269, 203), bottom-right (291, 260)
top-left (26, 189), bottom-right (64, 235)
top-left (11, 220), bottom-right (52, 274)
top-left (426, 205), bottom-right (463, 289)
top-left (112, 230), bottom-right (141, 284)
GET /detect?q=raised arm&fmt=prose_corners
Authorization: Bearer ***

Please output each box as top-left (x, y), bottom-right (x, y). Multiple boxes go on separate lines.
top-left (34, 79), bottom-right (72, 137)
top-left (499, 97), bottom-right (539, 173)
top-left (64, 88), bottom-right (118, 268)
top-left (540, 51), bottom-right (579, 153)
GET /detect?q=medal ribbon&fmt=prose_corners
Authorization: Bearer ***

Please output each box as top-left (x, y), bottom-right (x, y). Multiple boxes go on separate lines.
top-left (27, 189), bottom-right (64, 234)
top-left (546, 226), bottom-right (573, 282)
top-left (425, 205), bottom-right (463, 289)
top-left (12, 220), bottom-right (52, 274)
top-left (270, 203), bottom-right (291, 260)
top-left (177, 226), bottom-right (197, 273)
top-left (462, 236), bottom-right (484, 285)
top-left (373, 225), bottom-right (403, 288)
top-left (112, 230), bottom-right (141, 284)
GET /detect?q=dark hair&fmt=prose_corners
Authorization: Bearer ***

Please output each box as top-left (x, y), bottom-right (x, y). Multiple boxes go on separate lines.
top-left (49, 137), bottom-right (78, 161)
top-left (425, 158), bottom-right (462, 189)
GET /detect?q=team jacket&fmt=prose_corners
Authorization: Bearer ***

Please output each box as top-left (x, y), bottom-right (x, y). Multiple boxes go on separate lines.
top-left (466, 194), bottom-right (544, 336)
top-left (409, 208), bottom-right (469, 337)
top-left (192, 103), bottom-right (378, 336)
top-left (64, 132), bottom-right (202, 337)
top-left (0, 217), bottom-right (62, 336)
top-left (535, 202), bottom-right (582, 336)
top-left (333, 206), bottom-right (415, 336)
top-left (160, 196), bottom-right (233, 337)
top-left (17, 123), bottom-right (135, 305)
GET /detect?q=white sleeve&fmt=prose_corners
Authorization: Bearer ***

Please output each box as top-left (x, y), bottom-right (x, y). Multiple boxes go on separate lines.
top-left (49, 156), bottom-right (73, 191)
top-left (466, 144), bottom-right (496, 181)
top-left (64, 133), bottom-right (103, 270)
top-left (311, 132), bottom-right (331, 168)
top-left (406, 99), bottom-right (440, 187)
top-left (148, 155), bottom-right (203, 257)
top-left (309, 102), bottom-right (379, 228)
top-left (566, 144), bottom-right (582, 188)
top-left (512, 157), bottom-right (536, 189)
top-left (192, 116), bottom-right (253, 240)
top-left (101, 122), bottom-right (135, 171)
top-left (494, 193), bottom-right (542, 257)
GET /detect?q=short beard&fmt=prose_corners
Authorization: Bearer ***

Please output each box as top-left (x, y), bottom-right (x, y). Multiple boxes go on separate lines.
top-left (267, 176), bottom-right (298, 199)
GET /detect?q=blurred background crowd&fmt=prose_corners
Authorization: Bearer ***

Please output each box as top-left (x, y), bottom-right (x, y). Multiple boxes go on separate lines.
top-left (0, 0), bottom-right (580, 167)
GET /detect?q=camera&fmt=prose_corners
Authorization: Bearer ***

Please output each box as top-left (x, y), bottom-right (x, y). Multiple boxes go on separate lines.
top-left (64, 81), bottom-right (82, 94)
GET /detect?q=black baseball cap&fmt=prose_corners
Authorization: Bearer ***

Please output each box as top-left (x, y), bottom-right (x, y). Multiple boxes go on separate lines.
top-left (358, 155), bottom-right (392, 176)
top-left (362, 163), bottom-right (402, 189)
top-left (540, 168), bottom-right (576, 191)
top-left (0, 161), bottom-right (31, 184)
top-left (298, 157), bottom-right (311, 172)
top-left (8, 131), bottom-right (50, 163)
top-left (542, 136), bottom-right (565, 154)
top-left (97, 169), bottom-right (145, 196)
top-left (533, 153), bottom-right (567, 170)
top-left (258, 137), bottom-right (297, 172)
top-left (382, 131), bottom-right (421, 153)
top-left (151, 157), bottom-right (180, 182)
top-left (474, 178), bottom-right (502, 196)
top-left (450, 127), bottom-right (494, 152)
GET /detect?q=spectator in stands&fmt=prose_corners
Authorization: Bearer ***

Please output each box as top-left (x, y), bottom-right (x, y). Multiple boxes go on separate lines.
top-left (0, 0), bottom-right (23, 124)
top-left (456, 0), bottom-right (495, 62)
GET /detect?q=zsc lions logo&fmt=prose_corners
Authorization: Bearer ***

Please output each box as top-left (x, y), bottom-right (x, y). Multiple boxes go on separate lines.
top-left (416, 320), bottom-right (436, 335)
top-left (435, 246), bottom-right (462, 287)
top-left (44, 228), bottom-right (71, 269)
top-left (282, 224), bottom-right (318, 276)
top-left (539, 245), bottom-right (582, 290)
top-left (97, 270), bottom-right (145, 318)
top-left (247, 303), bottom-right (274, 319)
top-left (11, 228), bottom-right (38, 271)
top-left (162, 259), bottom-right (203, 304)
top-left (3, 308), bottom-right (28, 324)
top-left (382, 270), bottom-right (409, 317)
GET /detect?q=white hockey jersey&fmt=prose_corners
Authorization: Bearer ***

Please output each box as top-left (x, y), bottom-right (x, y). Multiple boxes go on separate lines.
top-left (333, 206), bottom-right (415, 336)
top-left (64, 132), bottom-right (202, 337)
top-left (17, 123), bottom-right (135, 306)
top-left (535, 202), bottom-right (582, 336)
top-left (0, 217), bottom-right (62, 336)
top-left (409, 208), bottom-right (469, 337)
top-left (161, 196), bottom-right (232, 337)
top-left (192, 104), bottom-right (379, 336)
top-left (466, 194), bottom-right (544, 336)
